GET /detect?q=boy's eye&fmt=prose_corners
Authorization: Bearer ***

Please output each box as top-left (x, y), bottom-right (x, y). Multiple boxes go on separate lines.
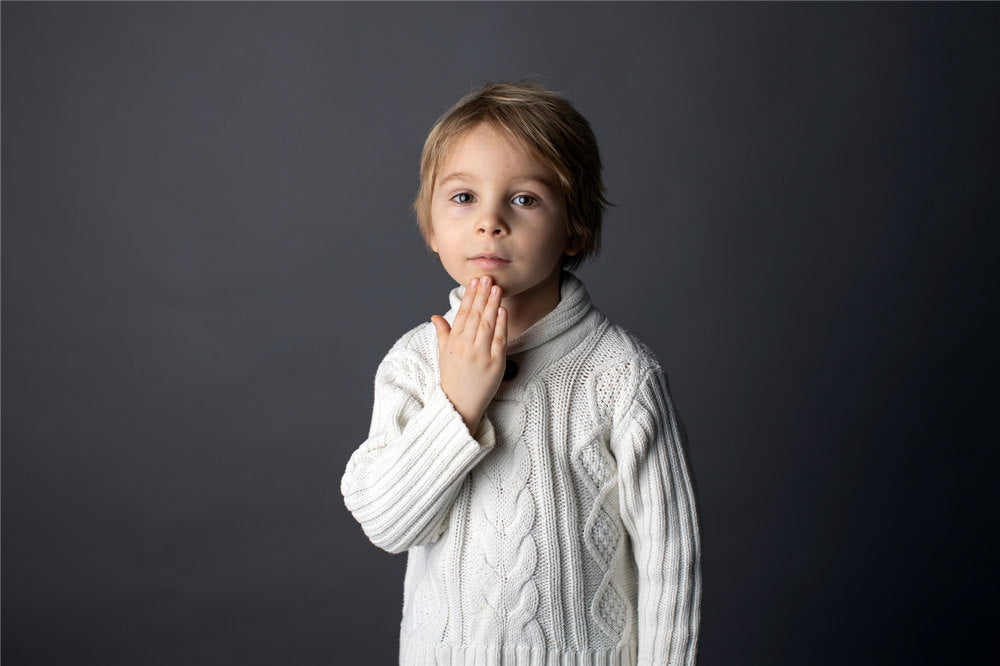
top-left (451, 192), bottom-right (474, 204)
top-left (512, 194), bottom-right (538, 207)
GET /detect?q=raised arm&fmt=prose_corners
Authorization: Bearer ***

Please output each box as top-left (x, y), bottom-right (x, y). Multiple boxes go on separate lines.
top-left (614, 364), bottom-right (701, 665)
top-left (342, 277), bottom-right (508, 554)
top-left (341, 348), bottom-right (495, 554)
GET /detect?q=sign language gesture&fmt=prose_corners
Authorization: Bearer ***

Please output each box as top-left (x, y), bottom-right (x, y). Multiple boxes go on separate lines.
top-left (430, 276), bottom-right (508, 434)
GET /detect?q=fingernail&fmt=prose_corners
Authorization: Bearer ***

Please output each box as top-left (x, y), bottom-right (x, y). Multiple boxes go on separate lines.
top-left (491, 285), bottom-right (499, 295)
top-left (470, 278), bottom-right (478, 288)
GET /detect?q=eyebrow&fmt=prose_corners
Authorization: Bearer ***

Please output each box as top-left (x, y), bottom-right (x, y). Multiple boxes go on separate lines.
top-left (437, 172), bottom-right (471, 188)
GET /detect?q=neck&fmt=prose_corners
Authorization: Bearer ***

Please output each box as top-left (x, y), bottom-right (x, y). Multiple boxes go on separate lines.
top-left (500, 268), bottom-right (563, 340)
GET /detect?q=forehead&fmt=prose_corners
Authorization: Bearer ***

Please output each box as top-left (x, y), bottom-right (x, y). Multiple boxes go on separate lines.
top-left (436, 122), bottom-right (552, 179)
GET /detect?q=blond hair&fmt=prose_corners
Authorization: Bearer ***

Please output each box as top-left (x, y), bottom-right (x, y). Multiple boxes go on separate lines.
top-left (413, 81), bottom-right (608, 270)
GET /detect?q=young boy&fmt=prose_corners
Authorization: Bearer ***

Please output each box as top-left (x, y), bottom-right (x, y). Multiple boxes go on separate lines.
top-left (342, 81), bottom-right (700, 665)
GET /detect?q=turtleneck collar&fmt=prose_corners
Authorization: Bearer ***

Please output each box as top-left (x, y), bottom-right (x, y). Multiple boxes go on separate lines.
top-left (445, 271), bottom-right (594, 355)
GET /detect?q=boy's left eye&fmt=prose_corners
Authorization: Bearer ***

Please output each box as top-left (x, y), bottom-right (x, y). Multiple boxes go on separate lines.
top-left (512, 194), bottom-right (537, 207)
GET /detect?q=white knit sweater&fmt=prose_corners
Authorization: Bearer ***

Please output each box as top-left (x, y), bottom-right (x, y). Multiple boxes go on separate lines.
top-left (342, 274), bottom-right (700, 665)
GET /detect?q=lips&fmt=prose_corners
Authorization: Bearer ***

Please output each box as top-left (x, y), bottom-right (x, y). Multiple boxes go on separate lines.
top-left (470, 253), bottom-right (511, 269)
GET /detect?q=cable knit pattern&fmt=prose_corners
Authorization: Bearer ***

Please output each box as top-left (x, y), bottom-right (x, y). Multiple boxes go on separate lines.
top-left (342, 273), bottom-right (700, 665)
top-left (576, 434), bottom-right (630, 644)
top-left (467, 398), bottom-right (545, 646)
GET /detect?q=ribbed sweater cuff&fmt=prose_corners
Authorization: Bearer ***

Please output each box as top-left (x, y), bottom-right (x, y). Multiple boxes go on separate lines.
top-left (345, 384), bottom-right (494, 552)
top-left (423, 382), bottom-right (496, 449)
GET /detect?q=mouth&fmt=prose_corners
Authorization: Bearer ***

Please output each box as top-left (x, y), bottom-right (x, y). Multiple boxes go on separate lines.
top-left (469, 253), bottom-right (511, 268)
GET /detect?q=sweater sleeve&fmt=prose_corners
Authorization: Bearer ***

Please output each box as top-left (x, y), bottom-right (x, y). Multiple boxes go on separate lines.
top-left (613, 364), bottom-right (701, 665)
top-left (341, 349), bottom-right (495, 554)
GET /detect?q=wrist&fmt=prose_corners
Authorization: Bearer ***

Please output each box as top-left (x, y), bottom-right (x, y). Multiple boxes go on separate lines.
top-left (455, 402), bottom-right (485, 435)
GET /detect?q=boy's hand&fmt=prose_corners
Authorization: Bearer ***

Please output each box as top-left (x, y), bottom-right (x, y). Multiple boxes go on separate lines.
top-left (431, 276), bottom-right (507, 435)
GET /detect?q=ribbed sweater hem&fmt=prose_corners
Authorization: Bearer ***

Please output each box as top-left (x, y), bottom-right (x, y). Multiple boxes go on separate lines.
top-left (400, 636), bottom-right (638, 666)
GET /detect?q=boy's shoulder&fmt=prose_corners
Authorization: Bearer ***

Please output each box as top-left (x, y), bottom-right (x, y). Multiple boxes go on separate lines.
top-left (376, 320), bottom-right (439, 374)
top-left (583, 314), bottom-right (667, 411)
top-left (588, 312), bottom-right (664, 375)
top-left (387, 319), bottom-right (437, 355)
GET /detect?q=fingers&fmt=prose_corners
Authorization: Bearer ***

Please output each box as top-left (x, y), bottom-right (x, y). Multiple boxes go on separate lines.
top-left (462, 277), bottom-right (492, 340)
top-left (447, 276), bottom-right (505, 357)
top-left (451, 277), bottom-right (479, 334)
top-left (476, 282), bottom-right (502, 346)
top-left (491, 306), bottom-right (508, 358)
top-left (430, 315), bottom-right (451, 353)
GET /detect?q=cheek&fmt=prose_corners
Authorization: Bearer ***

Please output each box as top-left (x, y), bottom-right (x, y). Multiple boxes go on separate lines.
top-left (433, 234), bottom-right (462, 263)
top-left (539, 226), bottom-right (571, 257)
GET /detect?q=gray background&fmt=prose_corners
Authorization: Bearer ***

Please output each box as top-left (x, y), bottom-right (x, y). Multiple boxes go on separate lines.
top-left (3, 2), bottom-right (996, 664)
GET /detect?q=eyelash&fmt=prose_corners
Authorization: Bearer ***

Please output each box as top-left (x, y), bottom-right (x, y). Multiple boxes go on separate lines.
top-left (449, 192), bottom-right (539, 207)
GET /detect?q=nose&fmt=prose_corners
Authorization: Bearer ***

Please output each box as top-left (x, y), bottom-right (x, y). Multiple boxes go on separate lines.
top-left (476, 204), bottom-right (509, 237)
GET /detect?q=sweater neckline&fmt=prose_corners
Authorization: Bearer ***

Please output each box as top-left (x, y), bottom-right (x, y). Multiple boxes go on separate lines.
top-left (445, 272), bottom-right (593, 355)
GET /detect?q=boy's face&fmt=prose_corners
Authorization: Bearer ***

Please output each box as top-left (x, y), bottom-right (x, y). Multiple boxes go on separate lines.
top-left (429, 123), bottom-right (578, 304)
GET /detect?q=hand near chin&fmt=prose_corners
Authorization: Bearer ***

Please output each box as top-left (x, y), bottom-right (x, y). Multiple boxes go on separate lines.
top-left (431, 276), bottom-right (507, 435)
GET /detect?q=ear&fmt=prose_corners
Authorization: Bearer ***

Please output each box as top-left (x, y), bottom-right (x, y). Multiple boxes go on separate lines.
top-left (564, 235), bottom-right (583, 257)
top-left (428, 232), bottom-right (438, 254)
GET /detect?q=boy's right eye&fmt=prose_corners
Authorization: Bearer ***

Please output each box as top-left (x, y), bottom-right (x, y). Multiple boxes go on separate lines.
top-left (451, 192), bottom-right (474, 204)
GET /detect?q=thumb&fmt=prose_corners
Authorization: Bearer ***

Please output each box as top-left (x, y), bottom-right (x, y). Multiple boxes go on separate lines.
top-left (430, 315), bottom-right (451, 353)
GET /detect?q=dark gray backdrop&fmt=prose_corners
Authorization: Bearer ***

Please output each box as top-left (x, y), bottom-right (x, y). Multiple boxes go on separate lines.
top-left (3, 2), bottom-right (996, 664)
